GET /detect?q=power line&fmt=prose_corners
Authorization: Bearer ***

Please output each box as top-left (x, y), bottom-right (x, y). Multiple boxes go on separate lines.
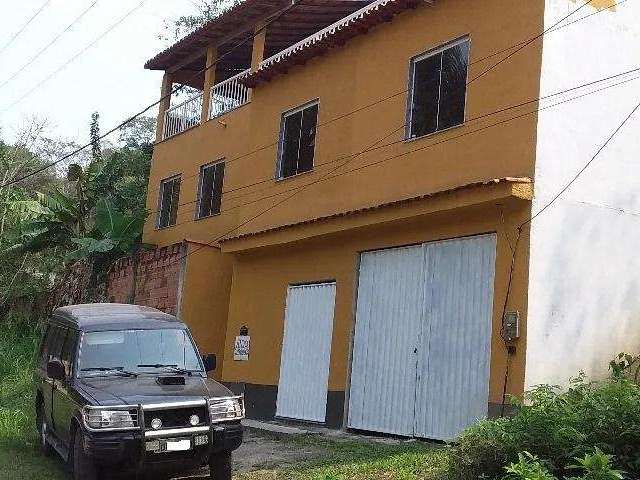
top-left (0, 0), bottom-right (53, 55)
top-left (140, 66), bottom-right (640, 222)
top-left (467, 0), bottom-right (595, 85)
top-left (1, 1), bottom-right (147, 115)
top-left (0, 0), bottom-right (302, 188)
top-left (522, 99), bottom-right (640, 228)
top-left (0, 0), bottom-right (616, 188)
top-left (140, 0), bottom-right (616, 202)
top-left (162, 70), bottom-right (639, 229)
top-left (0, 0), bottom-right (613, 190)
top-left (107, 0), bottom-right (613, 272)
top-left (0, 1), bottom-right (101, 89)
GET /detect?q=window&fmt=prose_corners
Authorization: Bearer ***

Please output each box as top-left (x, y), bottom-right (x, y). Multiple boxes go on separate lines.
top-left (77, 329), bottom-right (202, 376)
top-left (196, 161), bottom-right (225, 219)
top-left (277, 101), bottom-right (319, 179)
top-left (407, 37), bottom-right (470, 139)
top-left (157, 175), bottom-right (181, 229)
top-left (41, 324), bottom-right (66, 368)
top-left (60, 329), bottom-right (78, 376)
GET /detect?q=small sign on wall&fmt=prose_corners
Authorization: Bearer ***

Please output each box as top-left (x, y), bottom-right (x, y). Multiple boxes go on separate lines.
top-left (233, 335), bottom-right (250, 361)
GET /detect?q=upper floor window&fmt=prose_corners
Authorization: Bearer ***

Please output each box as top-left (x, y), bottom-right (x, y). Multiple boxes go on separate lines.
top-left (196, 161), bottom-right (225, 219)
top-left (277, 101), bottom-right (319, 179)
top-left (157, 175), bottom-right (181, 229)
top-left (407, 37), bottom-right (470, 139)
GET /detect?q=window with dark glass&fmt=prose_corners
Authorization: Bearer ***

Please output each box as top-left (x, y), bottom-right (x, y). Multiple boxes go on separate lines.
top-left (60, 329), bottom-right (78, 376)
top-left (157, 175), bottom-right (181, 228)
top-left (196, 161), bottom-right (225, 219)
top-left (407, 37), bottom-right (470, 139)
top-left (277, 101), bottom-right (319, 179)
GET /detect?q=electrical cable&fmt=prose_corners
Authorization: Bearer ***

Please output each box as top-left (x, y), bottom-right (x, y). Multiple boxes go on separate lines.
top-left (141, 66), bottom-right (640, 222)
top-left (0, 0), bottom-right (303, 188)
top-left (0, 0), bottom-right (53, 55)
top-left (1, 0), bottom-right (618, 189)
top-left (0, 1), bottom-right (101, 89)
top-left (1, 1), bottom-right (148, 115)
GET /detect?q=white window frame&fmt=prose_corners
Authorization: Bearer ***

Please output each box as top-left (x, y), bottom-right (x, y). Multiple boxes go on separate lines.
top-left (406, 35), bottom-right (471, 140)
top-left (195, 159), bottom-right (225, 220)
top-left (276, 99), bottom-right (320, 180)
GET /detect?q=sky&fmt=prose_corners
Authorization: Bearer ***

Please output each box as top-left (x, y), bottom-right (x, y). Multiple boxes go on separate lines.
top-left (0, 0), bottom-right (199, 146)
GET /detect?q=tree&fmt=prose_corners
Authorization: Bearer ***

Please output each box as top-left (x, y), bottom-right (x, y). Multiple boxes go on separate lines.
top-left (160, 0), bottom-right (240, 43)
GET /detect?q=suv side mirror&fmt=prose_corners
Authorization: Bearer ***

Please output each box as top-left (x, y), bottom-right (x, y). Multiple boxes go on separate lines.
top-left (202, 354), bottom-right (216, 373)
top-left (47, 359), bottom-right (65, 381)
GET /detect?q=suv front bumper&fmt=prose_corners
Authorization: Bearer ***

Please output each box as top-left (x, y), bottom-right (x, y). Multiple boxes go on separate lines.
top-left (84, 422), bottom-right (243, 470)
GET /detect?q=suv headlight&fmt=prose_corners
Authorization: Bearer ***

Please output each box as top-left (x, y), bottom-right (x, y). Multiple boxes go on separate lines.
top-left (83, 408), bottom-right (137, 430)
top-left (208, 396), bottom-right (245, 423)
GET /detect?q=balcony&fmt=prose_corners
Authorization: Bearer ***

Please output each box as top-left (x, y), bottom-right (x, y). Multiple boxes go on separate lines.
top-left (161, 70), bottom-right (252, 140)
top-left (163, 92), bottom-right (204, 139)
top-left (209, 68), bottom-right (251, 119)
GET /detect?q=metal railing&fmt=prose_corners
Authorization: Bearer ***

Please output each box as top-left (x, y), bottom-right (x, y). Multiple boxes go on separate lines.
top-left (209, 69), bottom-right (251, 119)
top-left (163, 92), bottom-right (204, 139)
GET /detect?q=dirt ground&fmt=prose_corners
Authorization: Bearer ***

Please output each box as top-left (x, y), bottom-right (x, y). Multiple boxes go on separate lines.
top-left (173, 429), bottom-right (328, 479)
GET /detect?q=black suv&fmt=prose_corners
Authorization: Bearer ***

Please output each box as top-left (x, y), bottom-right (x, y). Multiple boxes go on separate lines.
top-left (34, 303), bottom-right (244, 480)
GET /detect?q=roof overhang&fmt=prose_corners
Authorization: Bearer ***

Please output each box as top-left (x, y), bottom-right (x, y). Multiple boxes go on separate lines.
top-left (145, 0), bottom-right (375, 84)
top-left (243, 0), bottom-right (429, 88)
top-left (219, 177), bottom-right (533, 252)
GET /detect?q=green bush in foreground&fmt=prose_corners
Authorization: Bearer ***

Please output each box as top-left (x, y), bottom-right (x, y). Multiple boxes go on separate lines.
top-left (502, 448), bottom-right (624, 480)
top-left (449, 373), bottom-right (640, 479)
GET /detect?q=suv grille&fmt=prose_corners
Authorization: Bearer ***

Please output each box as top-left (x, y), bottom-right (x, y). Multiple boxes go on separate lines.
top-left (144, 406), bottom-right (208, 429)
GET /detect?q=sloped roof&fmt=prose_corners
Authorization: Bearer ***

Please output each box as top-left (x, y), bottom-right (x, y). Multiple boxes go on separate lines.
top-left (145, 0), bottom-right (374, 72)
top-left (220, 177), bottom-right (533, 243)
top-left (243, 0), bottom-right (428, 87)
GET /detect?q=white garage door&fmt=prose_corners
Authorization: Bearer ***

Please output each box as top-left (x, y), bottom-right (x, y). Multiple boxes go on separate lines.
top-left (276, 283), bottom-right (336, 422)
top-left (348, 234), bottom-right (496, 440)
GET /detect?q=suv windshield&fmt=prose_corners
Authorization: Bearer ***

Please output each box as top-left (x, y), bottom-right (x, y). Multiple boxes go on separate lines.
top-left (78, 329), bottom-right (202, 377)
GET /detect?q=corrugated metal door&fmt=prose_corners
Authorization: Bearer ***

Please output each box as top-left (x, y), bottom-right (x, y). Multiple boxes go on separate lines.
top-left (276, 283), bottom-right (336, 422)
top-left (348, 234), bottom-right (496, 439)
top-left (414, 235), bottom-right (496, 440)
top-left (347, 246), bottom-right (424, 436)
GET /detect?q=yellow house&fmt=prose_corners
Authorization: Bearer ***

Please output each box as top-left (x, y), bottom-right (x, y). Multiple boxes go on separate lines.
top-left (140, 0), bottom-right (640, 440)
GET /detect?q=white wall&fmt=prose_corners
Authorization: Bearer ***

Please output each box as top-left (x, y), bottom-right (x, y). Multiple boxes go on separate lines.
top-left (526, 0), bottom-right (640, 389)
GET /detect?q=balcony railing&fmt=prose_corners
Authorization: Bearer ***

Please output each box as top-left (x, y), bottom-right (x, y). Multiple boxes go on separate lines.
top-left (163, 92), bottom-right (204, 139)
top-left (209, 68), bottom-right (251, 119)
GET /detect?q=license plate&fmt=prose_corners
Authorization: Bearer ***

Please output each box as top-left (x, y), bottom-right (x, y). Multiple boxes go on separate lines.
top-left (164, 438), bottom-right (192, 452)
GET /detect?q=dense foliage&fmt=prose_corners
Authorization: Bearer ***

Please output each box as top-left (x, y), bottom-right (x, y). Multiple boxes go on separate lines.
top-left (0, 115), bottom-right (153, 320)
top-left (449, 368), bottom-right (640, 479)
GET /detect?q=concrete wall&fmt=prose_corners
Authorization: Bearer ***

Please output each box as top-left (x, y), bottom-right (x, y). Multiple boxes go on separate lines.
top-left (526, 0), bottom-right (640, 388)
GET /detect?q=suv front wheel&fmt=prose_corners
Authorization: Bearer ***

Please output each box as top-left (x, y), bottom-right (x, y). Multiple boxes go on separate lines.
top-left (72, 430), bottom-right (99, 480)
top-left (210, 451), bottom-right (232, 480)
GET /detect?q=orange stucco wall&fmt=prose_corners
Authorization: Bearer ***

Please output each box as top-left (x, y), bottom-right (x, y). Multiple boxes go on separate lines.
top-left (142, 0), bottom-right (545, 408)
top-left (222, 199), bottom-right (531, 403)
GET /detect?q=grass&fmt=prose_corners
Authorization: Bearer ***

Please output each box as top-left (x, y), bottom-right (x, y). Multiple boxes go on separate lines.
top-left (0, 320), bottom-right (69, 480)
top-left (237, 436), bottom-right (449, 480)
top-left (0, 322), bottom-right (449, 480)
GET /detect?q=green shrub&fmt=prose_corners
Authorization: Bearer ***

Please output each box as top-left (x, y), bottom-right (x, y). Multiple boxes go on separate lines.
top-left (502, 452), bottom-right (556, 480)
top-left (449, 374), bottom-right (640, 479)
top-left (501, 449), bottom-right (624, 480)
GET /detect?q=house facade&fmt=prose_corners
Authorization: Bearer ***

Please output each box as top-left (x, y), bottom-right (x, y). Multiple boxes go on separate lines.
top-left (139, 0), bottom-right (640, 440)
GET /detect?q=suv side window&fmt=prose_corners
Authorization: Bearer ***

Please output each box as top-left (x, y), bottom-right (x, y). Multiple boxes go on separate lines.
top-left (60, 329), bottom-right (78, 376)
top-left (38, 324), bottom-right (52, 368)
top-left (43, 325), bottom-right (66, 367)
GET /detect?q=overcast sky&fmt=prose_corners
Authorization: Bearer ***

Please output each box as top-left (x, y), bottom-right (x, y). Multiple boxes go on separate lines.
top-left (0, 0), bottom-right (198, 145)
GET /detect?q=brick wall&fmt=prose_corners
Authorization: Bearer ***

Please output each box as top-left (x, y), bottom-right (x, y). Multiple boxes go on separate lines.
top-left (106, 243), bottom-right (185, 315)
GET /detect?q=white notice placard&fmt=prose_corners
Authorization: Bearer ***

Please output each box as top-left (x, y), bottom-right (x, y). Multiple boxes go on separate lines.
top-left (233, 335), bottom-right (250, 361)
